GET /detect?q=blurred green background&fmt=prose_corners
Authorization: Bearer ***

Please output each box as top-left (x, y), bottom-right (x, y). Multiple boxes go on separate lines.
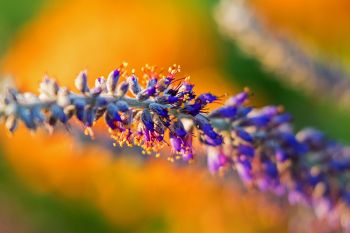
top-left (0, 0), bottom-right (349, 232)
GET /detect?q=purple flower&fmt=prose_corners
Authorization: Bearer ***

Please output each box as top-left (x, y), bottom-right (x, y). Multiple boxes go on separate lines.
top-left (156, 77), bottom-right (173, 92)
top-left (170, 133), bottom-right (182, 153)
top-left (178, 81), bottom-right (193, 93)
top-left (105, 114), bottom-right (116, 130)
top-left (117, 81), bottom-right (129, 97)
top-left (170, 120), bottom-right (187, 138)
top-left (149, 103), bottom-right (169, 118)
top-left (141, 109), bottom-right (154, 132)
top-left (137, 87), bottom-right (156, 101)
top-left (128, 75), bottom-right (142, 95)
top-left (225, 89), bottom-right (249, 106)
top-left (195, 114), bottom-right (223, 145)
top-left (207, 147), bottom-right (229, 174)
top-left (279, 132), bottom-right (308, 154)
top-left (272, 113), bottom-right (292, 125)
top-left (107, 69), bottom-right (120, 94)
top-left (75, 70), bottom-right (89, 93)
top-left (182, 102), bottom-right (202, 116)
top-left (262, 159), bottom-right (278, 179)
top-left (275, 148), bottom-right (288, 162)
top-left (237, 106), bottom-right (252, 117)
top-left (242, 115), bottom-right (270, 127)
top-left (196, 93), bottom-right (218, 104)
top-left (235, 128), bottom-right (253, 142)
top-left (170, 131), bottom-right (193, 161)
top-left (155, 95), bottom-right (179, 104)
top-left (236, 158), bottom-right (253, 184)
top-left (209, 106), bottom-right (237, 118)
top-left (147, 78), bottom-right (157, 88)
top-left (237, 144), bottom-right (255, 158)
top-left (106, 103), bottom-right (122, 122)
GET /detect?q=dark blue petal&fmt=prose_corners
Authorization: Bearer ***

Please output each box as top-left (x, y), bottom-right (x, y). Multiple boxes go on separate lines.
top-left (236, 128), bottom-right (253, 142)
top-left (237, 144), bottom-right (255, 157)
top-left (171, 120), bottom-right (187, 138)
top-left (263, 160), bottom-right (278, 179)
top-left (225, 91), bottom-right (249, 106)
top-left (106, 103), bottom-right (121, 121)
top-left (74, 99), bottom-right (85, 122)
top-left (197, 93), bottom-right (218, 104)
top-left (182, 102), bottom-right (202, 116)
top-left (105, 114), bottom-right (116, 129)
top-left (84, 107), bottom-right (95, 127)
top-left (51, 105), bottom-right (67, 123)
top-left (141, 109), bottom-right (154, 131)
top-left (209, 106), bottom-right (237, 118)
top-left (273, 113), bottom-right (292, 125)
top-left (149, 103), bottom-right (169, 118)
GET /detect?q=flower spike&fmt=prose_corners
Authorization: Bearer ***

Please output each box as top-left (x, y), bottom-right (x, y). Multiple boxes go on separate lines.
top-left (1, 63), bottom-right (350, 230)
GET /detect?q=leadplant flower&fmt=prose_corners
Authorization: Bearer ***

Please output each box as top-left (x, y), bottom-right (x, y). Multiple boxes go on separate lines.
top-left (1, 63), bottom-right (350, 230)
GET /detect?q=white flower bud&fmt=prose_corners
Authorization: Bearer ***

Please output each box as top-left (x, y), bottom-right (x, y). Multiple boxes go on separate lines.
top-left (106, 69), bottom-right (120, 94)
top-left (75, 70), bottom-right (89, 93)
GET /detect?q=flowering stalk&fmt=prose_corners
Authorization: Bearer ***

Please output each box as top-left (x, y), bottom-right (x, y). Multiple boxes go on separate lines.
top-left (1, 63), bottom-right (350, 230)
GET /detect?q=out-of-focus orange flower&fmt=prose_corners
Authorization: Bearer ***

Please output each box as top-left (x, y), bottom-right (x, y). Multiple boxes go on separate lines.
top-left (4, 128), bottom-right (287, 233)
top-left (250, 0), bottom-right (350, 61)
top-left (3, 0), bottom-right (223, 91)
top-left (1, 0), bottom-right (287, 232)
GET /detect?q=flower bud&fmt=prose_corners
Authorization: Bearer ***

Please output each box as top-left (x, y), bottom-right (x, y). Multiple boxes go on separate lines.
top-left (106, 69), bottom-right (120, 94)
top-left (141, 109), bottom-right (154, 131)
top-left (106, 103), bottom-right (121, 122)
top-left (225, 89), bottom-right (249, 106)
top-left (128, 75), bottom-right (141, 96)
top-left (236, 158), bottom-right (253, 184)
top-left (57, 88), bottom-right (70, 107)
top-left (137, 87), bottom-right (156, 101)
top-left (170, 120), bottom-right (186, 138)
top-left (39, 76), bottom-right (59, 98)
top-left (156, 77), bottom-right (173, 92)
top-left (209, 106), bottom-right (237, 119)
top-left (5, 115), bottom-right (17, 133)
top-left (196, 93), bottom-right (218, 104)
top-left (195, 114), bottom-right (223, 146)
top-left (207, 147), bottom-right (229, 174)
top-left (149, 103), bottom-right (168, 118)
top-left (117, 81), bottom-right (129, 97)
top-left (95, 77), bottom-right (107, 93)
top-left (147, 78), bottom-right (157, 88)
top-left (235, 128), bottom-right (253, 142)
top-left (90, 86), bottom-right (102, 97)
top-left (237, 144), bottom-right (255, 158)
top-left (74, 70), bottom-right (89, 93)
